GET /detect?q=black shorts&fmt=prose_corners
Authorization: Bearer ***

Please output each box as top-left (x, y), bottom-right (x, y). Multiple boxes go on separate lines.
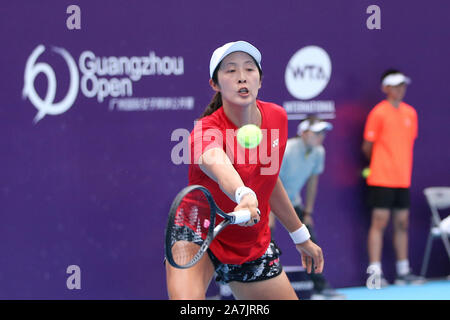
top-left (367, 186), bottom-right (410, 210)
top-left (168, 225), bottom-right (283, 285)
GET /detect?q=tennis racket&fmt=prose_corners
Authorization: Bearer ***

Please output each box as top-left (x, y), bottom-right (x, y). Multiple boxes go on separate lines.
top-left (165, 184), bottom-right (253, 269)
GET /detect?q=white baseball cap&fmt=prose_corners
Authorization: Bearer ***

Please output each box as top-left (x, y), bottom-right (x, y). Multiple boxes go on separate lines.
top-left (297, 119), bottom-right (333, 136)
top-left (209, 41), bottom-right (262, 78)
top-left (382, 73), bottom-right (411, 86)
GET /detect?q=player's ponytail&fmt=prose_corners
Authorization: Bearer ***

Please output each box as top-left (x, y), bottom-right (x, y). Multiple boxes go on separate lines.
top-left (200, 92), bottom-right (222, 118)
top-left (200, 67), bottom-right (222, 118)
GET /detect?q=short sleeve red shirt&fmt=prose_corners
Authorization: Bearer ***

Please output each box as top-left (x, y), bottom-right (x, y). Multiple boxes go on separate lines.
top-left (364, 100), bottom-right (418, 188)
top-left (188, 100), bottom-right (288, 264)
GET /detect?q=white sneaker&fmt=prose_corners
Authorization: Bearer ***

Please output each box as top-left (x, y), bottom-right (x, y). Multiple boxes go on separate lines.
top-left (394, 272), bottom-right (426, 285)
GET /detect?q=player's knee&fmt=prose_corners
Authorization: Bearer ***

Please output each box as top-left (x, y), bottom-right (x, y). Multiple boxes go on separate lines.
top-left (168, 288), bottom-right (205, 300)
top-left (167, 277), bottom-right (206, 300)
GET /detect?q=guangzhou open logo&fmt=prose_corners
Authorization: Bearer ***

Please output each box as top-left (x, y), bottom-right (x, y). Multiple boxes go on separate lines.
top-left (22, 44), bottom-right (186, 123)
top-left (23, 45), bottom-right (79, 124)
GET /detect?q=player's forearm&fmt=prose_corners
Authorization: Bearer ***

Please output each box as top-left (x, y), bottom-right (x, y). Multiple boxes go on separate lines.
top-left (199, 147), bottom-right (244, 201)
top-left (269, 178), bottom-right (303, 232)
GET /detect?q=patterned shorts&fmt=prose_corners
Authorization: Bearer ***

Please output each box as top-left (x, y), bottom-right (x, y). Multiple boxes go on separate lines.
top-left (168, 225), bottom-right (283, 284)
top-left (207, 241), bottom-right (283, 284)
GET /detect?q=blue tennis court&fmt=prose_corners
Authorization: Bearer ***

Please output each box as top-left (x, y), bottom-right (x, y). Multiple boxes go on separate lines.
top-left (337, 279), bottom-right (450, 300)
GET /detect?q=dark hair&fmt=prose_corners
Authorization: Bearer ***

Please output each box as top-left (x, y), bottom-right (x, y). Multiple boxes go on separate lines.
top-left (200, 67), bottom-right (223, 118)
top-left (199, 56), bottom-right (263, 118)
top-left (380, 69), bottom-right (401, 83)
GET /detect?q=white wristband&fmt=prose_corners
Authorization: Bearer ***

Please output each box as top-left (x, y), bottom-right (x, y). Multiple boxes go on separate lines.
top-left (289, 225), bottom-right (311, 244)
top-left (235, 186), bottom-right (257, 204)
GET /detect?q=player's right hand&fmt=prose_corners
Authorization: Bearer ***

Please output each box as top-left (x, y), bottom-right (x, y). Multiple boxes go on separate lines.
top-left (234, 193), bottom-right (260, 227)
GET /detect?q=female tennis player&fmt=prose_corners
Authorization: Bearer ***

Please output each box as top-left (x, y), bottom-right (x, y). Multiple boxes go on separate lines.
top-left (165, 41), bottom-right (324, 300)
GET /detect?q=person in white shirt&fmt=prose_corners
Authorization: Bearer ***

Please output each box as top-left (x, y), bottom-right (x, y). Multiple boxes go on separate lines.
top-left (277, 116), bottom-right (344, 300)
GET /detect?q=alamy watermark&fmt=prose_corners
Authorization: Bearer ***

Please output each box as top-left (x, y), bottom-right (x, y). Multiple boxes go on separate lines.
top-left (66, 5), bottom-right (81, 30)
top-left (170, 122), bottom-right (281, 176)
top-left (66, 265), bottom-right (81, 290)
top-left (366, 265), bottom-right (382, 289)
top-left (366, 5), bottom-right (381, 30)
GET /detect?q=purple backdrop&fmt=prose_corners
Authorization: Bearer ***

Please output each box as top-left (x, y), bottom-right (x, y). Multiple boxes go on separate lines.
top-left (0, 0), bottom-right (449, 299)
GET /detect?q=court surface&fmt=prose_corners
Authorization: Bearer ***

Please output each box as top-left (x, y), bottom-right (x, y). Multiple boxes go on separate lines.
top-left (337, 278), bottom-right (450, 300)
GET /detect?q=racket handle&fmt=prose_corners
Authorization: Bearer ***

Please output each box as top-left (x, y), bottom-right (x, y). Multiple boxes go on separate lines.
top-left (229, 210), bottom-right (251, 224)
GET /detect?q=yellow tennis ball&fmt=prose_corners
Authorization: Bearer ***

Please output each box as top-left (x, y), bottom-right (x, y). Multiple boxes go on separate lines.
top-left (362, 167), bottom-right (371, 179)
top-left (237, 124), bottom-right (262, 149)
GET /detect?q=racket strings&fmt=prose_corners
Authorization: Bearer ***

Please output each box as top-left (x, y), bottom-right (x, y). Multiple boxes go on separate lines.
top-left (171, 241), bottom-right (202, 266)
top-left (169, 189), bottom-right (212, 267)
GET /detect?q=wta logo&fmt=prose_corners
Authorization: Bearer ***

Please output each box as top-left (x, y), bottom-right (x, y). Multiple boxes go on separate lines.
top-left (23, 45), bottom-right (79, 124)
top-left (285, 46), bottom-right (332, 100)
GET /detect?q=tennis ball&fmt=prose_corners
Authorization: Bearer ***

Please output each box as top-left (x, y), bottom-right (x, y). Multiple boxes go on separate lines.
top-left (237, 124), bottom-right (262, 149)
top-left (362, 167), bottom-right (371, 179)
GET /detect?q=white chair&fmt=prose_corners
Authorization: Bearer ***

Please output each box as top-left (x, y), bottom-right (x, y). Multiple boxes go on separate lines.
top-left (420, 187), bottom-right (450, 277)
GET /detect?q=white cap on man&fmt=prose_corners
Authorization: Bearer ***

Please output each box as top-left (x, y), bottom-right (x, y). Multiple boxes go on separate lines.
top-left (297, 119), bottom-right (333, 136)
top-left (382, 72), bottom-right (411, 86)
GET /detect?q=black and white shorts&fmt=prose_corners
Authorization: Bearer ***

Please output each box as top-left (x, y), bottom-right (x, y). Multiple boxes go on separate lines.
top-left (169, 225), bottom-right (283, 284)
top-left (207, 240), bottom-right (283, 284)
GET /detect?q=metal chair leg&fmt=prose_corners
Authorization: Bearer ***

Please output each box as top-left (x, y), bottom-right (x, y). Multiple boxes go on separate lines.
top-left (440, 233), bottom-right (450, 262)
top-left (421, 231), bottom-right (434, 277)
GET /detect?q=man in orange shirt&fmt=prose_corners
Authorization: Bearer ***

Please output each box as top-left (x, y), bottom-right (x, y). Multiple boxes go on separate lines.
top-left (362, 69), bottom-right (424, 286)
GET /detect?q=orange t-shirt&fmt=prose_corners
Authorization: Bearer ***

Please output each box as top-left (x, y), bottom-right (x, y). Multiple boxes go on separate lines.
top-left (364, 100), bottom-right (418, 188)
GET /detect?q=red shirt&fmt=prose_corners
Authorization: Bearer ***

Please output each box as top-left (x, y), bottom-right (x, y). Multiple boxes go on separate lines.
top-left (364, 100), bottom-right (418, 188)
top-left (188, 100), bottom-right (288, 264)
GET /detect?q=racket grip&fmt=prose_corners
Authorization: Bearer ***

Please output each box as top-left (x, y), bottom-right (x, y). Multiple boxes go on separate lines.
top-left (230, 210), bottom-right (251, 224)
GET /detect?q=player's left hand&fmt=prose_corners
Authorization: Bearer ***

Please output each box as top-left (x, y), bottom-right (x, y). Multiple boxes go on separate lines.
top-left (295, 240), bottom-right (324, 274)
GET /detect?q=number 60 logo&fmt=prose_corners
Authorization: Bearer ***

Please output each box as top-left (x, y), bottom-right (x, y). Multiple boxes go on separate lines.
top-left (22, 45), bottom-right (79, 124)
